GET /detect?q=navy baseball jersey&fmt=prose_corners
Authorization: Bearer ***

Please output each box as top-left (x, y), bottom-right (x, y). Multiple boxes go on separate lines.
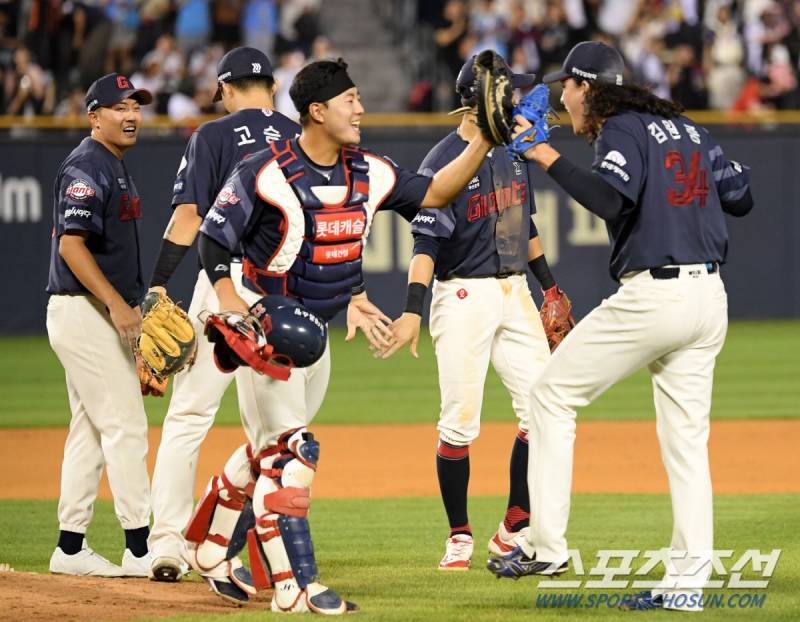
top-left (411, 132), bottom-right (535, 280)
top-left (47, 137), bottom-right (145, 305)
top-left (592, 111), bottom-right (750, 280)
top-left (200, 139), bottom-right (430, 318)
top-left (172, 108), bottom-right (300, 216)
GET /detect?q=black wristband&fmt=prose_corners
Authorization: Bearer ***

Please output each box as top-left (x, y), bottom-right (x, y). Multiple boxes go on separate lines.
top-left (404, 282), bottom-right (428, 316)
top-left (351, 280), bottom-right (367, 296)
top-left (150, 239), bottom-right (191, 287)
top-left (198, 234), bottom-right (232, 285)
top-left (528, 255), bottom-right (556, 291)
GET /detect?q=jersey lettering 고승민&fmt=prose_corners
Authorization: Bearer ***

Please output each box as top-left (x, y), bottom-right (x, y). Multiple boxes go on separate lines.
top-left (172, 108), bottom-right (300, 216)
top-left (47, 137), bottom-right (144, 305)
top-left (592, 111), bottom-right (750, 280)
top-left (411, 132), bottom-right (536, 280)
top-left (200, 140), bottom-right (430, 320)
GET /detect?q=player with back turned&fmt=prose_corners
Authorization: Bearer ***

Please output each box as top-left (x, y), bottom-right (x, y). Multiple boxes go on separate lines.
top-left (486, 42), bottom-right (754, 613)
top-left (379, 55), bottom-right (570, 571)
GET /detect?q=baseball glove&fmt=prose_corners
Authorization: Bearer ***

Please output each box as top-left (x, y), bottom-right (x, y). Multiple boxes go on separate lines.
top-left (540, 286), bottom-right (576, 352)
top-left (136, 291), bottom-right (197, 396)
top-left (509, 84), bottom-right (557, 159)
top-left (473, 49), bottom-right (515, 145)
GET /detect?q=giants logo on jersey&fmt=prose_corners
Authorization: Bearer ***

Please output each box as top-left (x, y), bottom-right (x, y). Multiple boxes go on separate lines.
top-left (467, 181), bottom-right (527, 222)
top-left (64, 179), bottom-right (96, 201)
top-left (215, 183), bottom-right (240, 207)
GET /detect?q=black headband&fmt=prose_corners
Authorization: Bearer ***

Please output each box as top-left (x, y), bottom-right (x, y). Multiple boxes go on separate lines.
top-left (306, 68), bottom-right (355, 109)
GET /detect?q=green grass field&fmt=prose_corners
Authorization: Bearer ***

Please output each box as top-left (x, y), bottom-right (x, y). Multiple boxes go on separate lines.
top-left (1, 321), bottom-right (798, 428)
top-left (1, 322), bottom-right (797, 620)
top-left (0, 495), bottom-right (795, 621)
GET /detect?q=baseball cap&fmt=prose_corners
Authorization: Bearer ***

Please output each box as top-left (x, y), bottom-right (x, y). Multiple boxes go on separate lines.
top-left (213, 47), bottom-right (274, 102)
top-left (85, 73), bottom-right (153, 113)
top-left (452, 53), bottom-right (536, 111)
top-left (542, 41), bottom-right (625, 85)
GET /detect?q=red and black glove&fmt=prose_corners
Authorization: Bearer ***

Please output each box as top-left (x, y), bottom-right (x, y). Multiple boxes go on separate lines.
top-left (540, 286), bottom-right (576, 352)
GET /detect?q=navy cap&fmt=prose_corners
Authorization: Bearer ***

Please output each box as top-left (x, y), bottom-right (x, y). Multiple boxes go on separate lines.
top-left (455, 54), bottom-right (536, 106)
top-left (213, 47), bottom-right (274, 102)
top-left (543, 41), bottom-right (625, 85)
top-left (85, 73), bottom-right (153, 113)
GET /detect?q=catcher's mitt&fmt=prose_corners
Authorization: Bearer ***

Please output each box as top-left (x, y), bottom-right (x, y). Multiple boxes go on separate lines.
top-left (136, 291), bottom-right (197, 396)
top-left (540, 286), bottom-right (576, 352)
top-left (473, 49), bottom-right (515, 145)
top-left (509, 84), bottom-right (557, 159)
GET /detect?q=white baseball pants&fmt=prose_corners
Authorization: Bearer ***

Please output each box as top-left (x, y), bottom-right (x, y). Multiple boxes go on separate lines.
top-left (149, 265), bottom-right (257, 560)
top-left (47, 294), bottom-right (151, 533)
top-left (429, 274), bottom-right (551, 446)
top-left (525, 265), bottom-right (727, 610)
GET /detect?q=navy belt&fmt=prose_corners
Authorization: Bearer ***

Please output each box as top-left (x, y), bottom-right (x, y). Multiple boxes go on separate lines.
top-left (650, 263), bottom-right (718, 280)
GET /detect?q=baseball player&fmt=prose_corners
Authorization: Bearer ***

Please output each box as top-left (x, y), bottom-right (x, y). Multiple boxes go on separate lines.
top-left (46, 73), bottom-right (154, 577)
top-left (379, 55), bottom-right (566, 571)
top-left (184, 58), bottom-right (496, 612)
top-left (146, 47), bottom-right (301, 583)
top-left (486, 42), bottom-right (753, 612)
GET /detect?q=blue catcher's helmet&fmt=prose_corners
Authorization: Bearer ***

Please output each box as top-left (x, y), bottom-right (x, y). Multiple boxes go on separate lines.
top-left (249, 296), bottom-right (327, 368)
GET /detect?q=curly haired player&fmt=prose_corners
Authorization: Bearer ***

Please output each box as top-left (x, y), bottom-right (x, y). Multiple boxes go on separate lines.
top-left (487, 42), bottom-right (753, 613)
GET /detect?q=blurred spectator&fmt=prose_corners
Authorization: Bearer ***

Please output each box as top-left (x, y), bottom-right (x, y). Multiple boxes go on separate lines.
top-left (668, 42), bottom-right (707, 108)
top-left (242, 0), bottom-right (278, 55)
top-left (273, 48), bottom-right (305, 119)
top-left (167, 78), bottom-right (201, 120)
top-left (105, 0), bottom-right (140, 76)
top-left (212, 0), bottom-right (244, 48)
top-left (706, 0), bottom-right (746, 110)
top-left (434, 0), bottom-right (469, 81)
top-left (469, 0), bottom-right (508, 58)
top-left (175, 0), bottom-right (211, 54)
top-left (310, 35), bottom-right (337, 61)
top-left (4, 45), bottom-right (55, 115)
top-left (53, 81), bottom-right (85, 119)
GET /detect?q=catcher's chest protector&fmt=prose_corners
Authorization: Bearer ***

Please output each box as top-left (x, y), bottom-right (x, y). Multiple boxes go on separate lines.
top-left (246, 139), bottom-right (395, 321)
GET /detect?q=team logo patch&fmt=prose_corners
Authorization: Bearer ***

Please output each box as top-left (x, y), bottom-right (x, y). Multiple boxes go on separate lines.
top-left (456, 288), bottom-right (468, 300)
top-left (600, 150), bottom-right (630, 182)
top-left (215, 184), bottom-right (240, 207)
top-left (467, 175), bottom-right (480, 191)
top-left (64, 179), bottom-right (96, 201)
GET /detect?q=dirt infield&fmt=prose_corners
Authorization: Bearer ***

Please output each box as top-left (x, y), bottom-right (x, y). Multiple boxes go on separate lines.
top-left (0, 571), bottom-right (271, 622)
top-left (0, 420), bottom-right (796, 620)
top-left (0, 420), bottom-right (797, 499)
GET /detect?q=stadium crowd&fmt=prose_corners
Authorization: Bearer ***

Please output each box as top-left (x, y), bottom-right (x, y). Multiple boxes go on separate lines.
top-left (0, 0), bottom-right (331, 120)
top-left (2, 0), bottom-right (800, 118)
top-left (420, 0), bottom-right (800, 111)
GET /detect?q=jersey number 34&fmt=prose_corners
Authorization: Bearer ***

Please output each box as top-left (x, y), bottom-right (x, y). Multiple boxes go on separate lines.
top-left (665, 150), bottom-right (708, 208)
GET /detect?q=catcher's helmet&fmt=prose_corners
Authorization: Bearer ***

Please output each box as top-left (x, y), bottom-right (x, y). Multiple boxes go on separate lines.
top-left (250, 296), bottom-right (327, 368)
top-left (542, 41), bottom-right (625, 86)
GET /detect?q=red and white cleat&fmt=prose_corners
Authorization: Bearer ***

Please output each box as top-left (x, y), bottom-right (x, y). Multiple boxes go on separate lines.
top-left (438, 534), bottom-right (474, 571)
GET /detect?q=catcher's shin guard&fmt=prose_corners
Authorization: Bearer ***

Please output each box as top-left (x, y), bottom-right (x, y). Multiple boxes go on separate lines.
top-left (184, 444), bottom-right (257, 604)
top-left (249, 429), bottom-right (357, 615)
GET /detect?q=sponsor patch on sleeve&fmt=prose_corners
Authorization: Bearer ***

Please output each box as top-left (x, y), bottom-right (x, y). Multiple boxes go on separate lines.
top-left (64, 178), bottom-right (97, 201)
top-left (599, 150), bottom-right (630, 182)
top-left (214, 183), bottom-right (240, 208)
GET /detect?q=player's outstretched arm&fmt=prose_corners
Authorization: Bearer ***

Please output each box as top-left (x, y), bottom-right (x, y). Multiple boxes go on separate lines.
top-left (149, 203), bottom-right (203, 292)
top-left (59, 231), bottom-right (142, 347)
top-left (378, 253), bottom-right (435, 359)
top-left (420, 134), bottom-right (493, 208)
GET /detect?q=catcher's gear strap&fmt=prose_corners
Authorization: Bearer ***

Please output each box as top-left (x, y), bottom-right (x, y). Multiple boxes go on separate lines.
top-left (249, 429), bottom-right (321, 591)
top-left (546, 155), bottom-right (624, 221)
top-left (184, 445), bottom-right (255, 571)
top-left (203, 312), bottom-right (292, 381)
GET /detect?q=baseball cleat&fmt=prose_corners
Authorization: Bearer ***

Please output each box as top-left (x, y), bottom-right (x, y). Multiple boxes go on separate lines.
top-left (49, 545), bottom-right (124, 577)
top-left (619, 590), bottom-right (664, 611)
top-left (486, 546), bottom-right (568, 579)
top-left (207, 575), bottom-right (251, 606)
top-left (438, 534), bottom-right (473, 571)
top-left (488, 522), bottom-right (530, 556)
top-left (121, 549), bottom-right (152, 577)
top-left (149, 555), bottom-right (188, 582)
